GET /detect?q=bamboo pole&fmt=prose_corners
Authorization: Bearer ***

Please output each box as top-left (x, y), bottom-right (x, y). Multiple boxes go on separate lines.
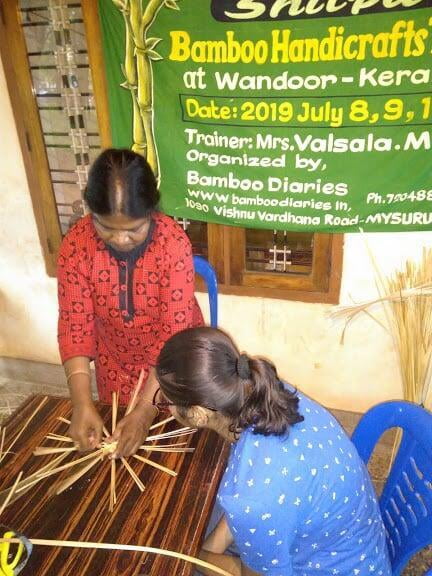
top-left (127, 0), bottom-right (147, 154)
top-left (136, 0), bottom-right (166, 174)
top-left (112, 0), bottom-right (166, 175)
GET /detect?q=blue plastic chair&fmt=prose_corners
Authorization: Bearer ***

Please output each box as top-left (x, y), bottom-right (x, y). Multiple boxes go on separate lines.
top-left (351, 401), bottom-right (432, 575)
top-left (193, 255), bottom-right (218, 327)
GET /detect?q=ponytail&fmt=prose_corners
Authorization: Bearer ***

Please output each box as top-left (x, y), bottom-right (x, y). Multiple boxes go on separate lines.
top-left (156, 327), bottom-right (304, 438)
top-left (236, 356), bottom-right (304, 436)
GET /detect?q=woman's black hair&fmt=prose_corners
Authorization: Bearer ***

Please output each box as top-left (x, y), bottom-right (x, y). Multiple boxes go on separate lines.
top-left (84, 148), bottom-right (160, 217)
top-left (156, 327), bottom-right (304, 436)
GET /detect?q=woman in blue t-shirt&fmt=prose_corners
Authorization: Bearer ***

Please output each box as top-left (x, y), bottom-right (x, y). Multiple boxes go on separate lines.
top-left (155, 326), bottom-right (392, 576)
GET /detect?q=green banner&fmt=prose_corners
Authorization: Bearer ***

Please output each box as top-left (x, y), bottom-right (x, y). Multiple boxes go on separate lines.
top-left (99, 0), bottom-right (432, 232)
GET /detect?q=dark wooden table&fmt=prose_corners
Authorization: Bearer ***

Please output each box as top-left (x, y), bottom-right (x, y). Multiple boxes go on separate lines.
top-left (0, 395), bottom-right (229, 575)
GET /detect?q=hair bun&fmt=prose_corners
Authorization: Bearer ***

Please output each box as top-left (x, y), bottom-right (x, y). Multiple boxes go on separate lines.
top-left (236, 354), bottom-right (251, 379)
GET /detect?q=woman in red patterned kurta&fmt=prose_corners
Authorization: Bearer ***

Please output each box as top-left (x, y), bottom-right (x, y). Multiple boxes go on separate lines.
top-left (57, 149), bottom-right (203, 457)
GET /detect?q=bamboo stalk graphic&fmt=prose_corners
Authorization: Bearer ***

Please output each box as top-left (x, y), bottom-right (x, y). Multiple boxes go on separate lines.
top-left (113, 0), bottom-right (175, 180)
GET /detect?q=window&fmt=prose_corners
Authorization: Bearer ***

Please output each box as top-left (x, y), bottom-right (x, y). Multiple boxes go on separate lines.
top-left (0, 0), bottom-right (342, 303)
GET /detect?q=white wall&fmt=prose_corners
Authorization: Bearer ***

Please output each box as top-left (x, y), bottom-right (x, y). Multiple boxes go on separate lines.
top-left (0, 59), bottom-right (59, 363)
top-left (1, 58), bottom-right (431, 412)
top-left (220, 233), bottom-right (432, 412)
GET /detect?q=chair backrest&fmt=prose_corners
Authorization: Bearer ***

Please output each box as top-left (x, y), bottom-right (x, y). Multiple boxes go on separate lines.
top-left (351, 401), bottom-right (432, 576)
top-left (193, 255), bottom-right (218, 327)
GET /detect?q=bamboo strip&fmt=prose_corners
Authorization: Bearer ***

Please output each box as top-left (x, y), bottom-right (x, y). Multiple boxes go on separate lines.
top-left (112, 391), bottom-right (118, 436)
top-left (145, 427), bottom-right (197, 442)
top-left (33, 446), bottom-right (77, 456)
top-left (54, 454), bottom-right (103, 496)
top-left (109, 459), bottom-right (117, 513)
top-left (121, 457), bottom-right (145, 492)
top-left (14, 453), bottom-right (71, 495)
top-left (149, 415), bottom-right (175, 430)
top-left (57, 417), bottom-right (70, 425)
top-left (0, 537), bottom-right (235, 576)
top-left (36, 448), bottom-right (105, 480)
top-left (36, 451), bottom-right (71, 475)
top-left (133, 454), bottom-right (177, 477)
top-left (46, 434), bottom-right (74, 443)
top-left (15, 474), bottom-right (53, 495)
top-left (0, 427), bottom-right (5, 461)
top-left (140, 446), bottom-right (194, 454)
top-left (125, 369), bottom-right (145, 416)
top-left (150, 441), bottom-right (188, 447)
top-left (0, 471), bottom-right (23, 516)
top-left (0, 396), bottom-right (48, 463)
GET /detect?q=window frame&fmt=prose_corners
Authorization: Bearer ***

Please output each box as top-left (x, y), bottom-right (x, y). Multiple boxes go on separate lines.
top-left (0, 0), bottom-right (63, 276)
top-left (228, 228), bottom-right (342, 303)
top-left (0, 0), bottom-right (343, 304)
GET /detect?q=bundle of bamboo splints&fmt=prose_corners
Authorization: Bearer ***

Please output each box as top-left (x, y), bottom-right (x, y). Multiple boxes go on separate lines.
top-left (0, 378), bottom-right (235, 575)
top-left (331, 247), bottom-right (432, 408)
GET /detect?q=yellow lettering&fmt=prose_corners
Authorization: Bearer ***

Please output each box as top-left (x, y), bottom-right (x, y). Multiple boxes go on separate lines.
top-left (169, 31), bottom-right (191, 62)
top-left (271, 29), bottom-right (290, 63)
top-left (185, 98), bottom-right (233, 120)
top-left (343, 35), bottom-right (359, 59)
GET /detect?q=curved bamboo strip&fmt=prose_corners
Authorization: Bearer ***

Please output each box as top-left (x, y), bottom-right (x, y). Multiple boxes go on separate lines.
top-left (0, 537), bottom-right (235, 576)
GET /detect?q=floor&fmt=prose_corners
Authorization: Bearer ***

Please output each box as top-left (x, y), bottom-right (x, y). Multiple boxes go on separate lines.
top-left (0, 357), bottom-right (430, 575)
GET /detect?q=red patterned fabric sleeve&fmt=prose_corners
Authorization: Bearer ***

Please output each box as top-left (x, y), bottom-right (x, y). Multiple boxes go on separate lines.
top-left (146, 227), bottom-right (200, 366)
top-left (57, 233), bottom-right (96, 363)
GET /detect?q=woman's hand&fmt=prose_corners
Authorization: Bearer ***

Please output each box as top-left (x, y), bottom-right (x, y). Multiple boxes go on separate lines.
top-left (69, 401), bottom-right (103, 451)
top-left (111, 402), bottom-right (158, 458)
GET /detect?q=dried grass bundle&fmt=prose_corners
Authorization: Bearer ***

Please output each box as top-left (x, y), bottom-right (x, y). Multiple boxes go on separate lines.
top-left (332, 247), bottom-right (432, 408)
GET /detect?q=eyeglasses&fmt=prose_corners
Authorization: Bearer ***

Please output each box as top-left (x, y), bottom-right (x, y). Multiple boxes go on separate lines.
top-left (152, 387), bottom-right (218, 413)
top-left (152, 387), bottom-right (175, 410)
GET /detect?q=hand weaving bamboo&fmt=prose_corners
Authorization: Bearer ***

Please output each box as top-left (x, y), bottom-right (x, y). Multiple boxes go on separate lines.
top-left (0, 376), bottom-right (196, 512)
